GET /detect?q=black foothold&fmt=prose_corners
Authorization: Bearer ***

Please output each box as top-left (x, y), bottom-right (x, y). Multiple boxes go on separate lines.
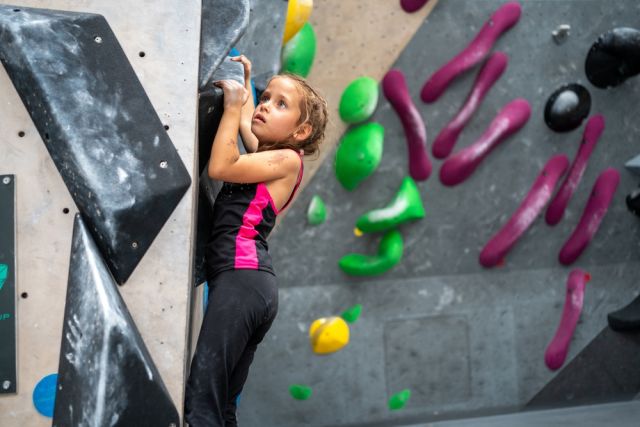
top-left (585, 27), bottom-right (640, 89)
top-left (544, 83), bottom-right (591, 133)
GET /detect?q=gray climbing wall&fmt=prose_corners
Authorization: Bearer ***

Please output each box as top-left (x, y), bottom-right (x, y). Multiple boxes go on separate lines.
top-left (239, 1), bottom-right (640, 426)
top-left (0, 1), bottom-right (199, 425)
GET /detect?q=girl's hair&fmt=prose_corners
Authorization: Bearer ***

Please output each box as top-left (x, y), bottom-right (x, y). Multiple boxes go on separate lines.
top-left (256, 73), bottom-right (328, 159)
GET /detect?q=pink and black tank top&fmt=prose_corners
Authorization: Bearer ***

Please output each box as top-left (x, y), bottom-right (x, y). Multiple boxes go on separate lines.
top-left (205, 149), bottom-right (304, 279)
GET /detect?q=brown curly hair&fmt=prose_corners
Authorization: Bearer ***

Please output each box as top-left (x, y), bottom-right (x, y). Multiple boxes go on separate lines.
top-left (256, 73), bottom-right (328, 160)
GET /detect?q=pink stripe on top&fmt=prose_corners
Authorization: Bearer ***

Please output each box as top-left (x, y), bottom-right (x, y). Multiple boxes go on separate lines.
top-left (234, 183), bottom-right (271, 269)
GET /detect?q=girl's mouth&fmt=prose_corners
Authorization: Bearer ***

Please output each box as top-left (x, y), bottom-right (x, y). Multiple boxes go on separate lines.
top-left (253, 113), bottom-right (266, 123)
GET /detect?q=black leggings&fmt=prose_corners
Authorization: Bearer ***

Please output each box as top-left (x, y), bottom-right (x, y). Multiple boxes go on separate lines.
top-left (184, 269), bottom-right (278, 426)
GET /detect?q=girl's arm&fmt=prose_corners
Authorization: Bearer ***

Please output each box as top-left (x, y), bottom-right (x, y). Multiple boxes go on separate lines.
top-left (232, 55), bottom-right (259, 153)
top-left (208, 79), bottom-right (301, 183)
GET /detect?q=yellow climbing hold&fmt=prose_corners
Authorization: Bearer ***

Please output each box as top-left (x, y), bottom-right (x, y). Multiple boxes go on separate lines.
top-left (309, 316), bottom-right (350, 354)
top-left (353, 227), bottom-right (363, 237)
top-left (283, 0), bottom-right (313, 44)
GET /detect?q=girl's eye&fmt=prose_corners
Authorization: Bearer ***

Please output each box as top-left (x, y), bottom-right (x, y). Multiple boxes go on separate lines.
top-left (278, 100), bottom-right (286, 108)
top-left (260, 95), bottom-right (269, 103)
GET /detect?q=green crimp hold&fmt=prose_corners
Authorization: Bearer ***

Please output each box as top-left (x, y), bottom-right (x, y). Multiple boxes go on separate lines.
top-left (388, 389), bottom-right (411, 410)
top-left (281, 22), bottom-right (316, 78)
top-left (339, 76), bottom-right (379, 123)
top-left (307, 195), bottom-right (327, 225)
top-left (356, 176), bottom-right (425, 233)
top-left (335, 122), bottom-right (384, 191)
top-left (0, 264), bottom-right (7, 291)
top-left (339, 230), bottom-right (403, 276)
top-left (289, 384), bottom-right (313, 400)
top-left (341, 304), bottom-right (362, 323)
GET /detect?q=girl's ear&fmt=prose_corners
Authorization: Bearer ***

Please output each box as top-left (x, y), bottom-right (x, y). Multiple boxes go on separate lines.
top-left (293, 123), bottom-right (312, 142)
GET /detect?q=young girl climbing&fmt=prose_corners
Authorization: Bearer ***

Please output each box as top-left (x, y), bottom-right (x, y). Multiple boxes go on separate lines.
top-left (184, 55), bottom-right (328, 426)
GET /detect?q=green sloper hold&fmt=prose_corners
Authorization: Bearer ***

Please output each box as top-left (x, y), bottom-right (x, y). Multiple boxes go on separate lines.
top-left (335, 122), bottom-right (384, 191)
top-left (0, 264), bottom-right (7, 291)
top-left (388, 389), bottom-right (411, 410)
top-left (307, 195), bottom-right (327, 225)
top-left (341, 304), bottom-right (362, 323)
top-left (289, 384), bottom-right (313, 400)
top-left (281, 22), bottom-right (316, 78)
top-left (339, 230), bottom-right (403, 276)
top-left (339, 76), bottom-right (379, 124)
top-left (356, 176), bottom-right (425, 233)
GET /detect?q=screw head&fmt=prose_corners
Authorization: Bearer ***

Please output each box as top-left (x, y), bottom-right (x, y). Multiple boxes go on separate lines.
top-left (2, 177), bottom-right (11, 184)
top-left (2, 380), bottom-right (10, 390)
top-left (94, 36), bottom-right (103, 44)
top-left (160, 160), bottom-right (168, 169)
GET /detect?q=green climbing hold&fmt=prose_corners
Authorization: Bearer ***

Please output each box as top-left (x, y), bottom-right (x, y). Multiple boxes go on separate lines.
top-left (0, 264), bottom-right (7, 291)
top-left (356, 176), bottom-right (425, 233)
top-left (307, 195), bottom-right (327, 225)
top-left (335, 122), bottom-right (384, 191)
top-left (281, 22), bottom-right (316, 78)
top-left (388, 389), bottom-right (411, 410)
top-left (339, 76), bottom-right (379, 124)
top-left (341, 304), bottom-right (362, 323)
top-left (289, 384), bottom-right (313, 400)
top-left (339, 229), bottom-right (403, 276)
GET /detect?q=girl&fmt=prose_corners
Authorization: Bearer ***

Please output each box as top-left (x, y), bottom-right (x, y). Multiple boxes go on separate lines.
top-left (185, 55), bottom-right (328, 426)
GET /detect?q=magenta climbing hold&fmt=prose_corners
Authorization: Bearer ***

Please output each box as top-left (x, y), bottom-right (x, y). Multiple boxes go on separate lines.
top-left (544, 269), bottom-right (590, 371)
top-left (439, 98), bottom-right (531, 186)
top-left (479, 154), bottom-right (569, 268)
top-left (420, 1), bottom-right (521, 103)
top-left (558, 168), bottom-right (620, 265)
top-left (432, 51), bottom-right (508, 159)
top-left (400, 0), bottom-right (430, 13)
top-left (545, 114), bottom-right (605, 226)
top-left (382, 69), bottom-right (431, 181)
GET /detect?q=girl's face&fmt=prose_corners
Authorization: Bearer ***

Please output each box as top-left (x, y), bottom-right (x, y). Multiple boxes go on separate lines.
top-left (252, 77), bottom-right (306, 144)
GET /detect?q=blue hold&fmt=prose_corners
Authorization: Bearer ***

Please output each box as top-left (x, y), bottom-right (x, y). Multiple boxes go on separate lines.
top-left (33, 373), bottom-right (58, 418)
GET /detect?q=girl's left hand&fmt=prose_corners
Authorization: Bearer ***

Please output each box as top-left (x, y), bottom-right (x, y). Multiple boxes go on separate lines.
top-left (213, 79), bottom-right (249, 109)
top-left (230, 55), bottom-right (252, 88)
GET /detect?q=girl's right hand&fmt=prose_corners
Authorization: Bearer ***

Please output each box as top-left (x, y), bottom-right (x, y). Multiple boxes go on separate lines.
top-left (213, 80), bottom-right (249, 110)
top-left (230, 55), bottom-right (252, 88)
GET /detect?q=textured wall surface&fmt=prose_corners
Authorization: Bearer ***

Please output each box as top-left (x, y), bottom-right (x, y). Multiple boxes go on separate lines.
top-left (0, 1), bottom-right (199, 425)
top-left (241, 1), bottom-right (640, 426)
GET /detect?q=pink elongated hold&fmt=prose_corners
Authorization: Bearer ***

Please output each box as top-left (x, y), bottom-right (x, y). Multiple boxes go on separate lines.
top-left (400, 0), bottom-right (430, 13)
top-left (432, 52), bottom-right (509, 159)
top-left (545, 114), bottom-right (605, 225)
top-left (439, 98), bottom-right (531, 186)
top-left (420, 1), bottom-right (522, 103)
top-left (558, 168), bottom-right (620, 265)
top-left (544, 269), bottom-right (590, 371)
top-left (383, 68), bottom-right (432, 181)
top-left (479, 154), bottom-right (570, 268)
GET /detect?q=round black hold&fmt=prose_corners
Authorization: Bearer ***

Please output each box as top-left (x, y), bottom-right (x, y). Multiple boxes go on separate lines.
top-left (585, 27), bottom-right (640, 89)
top-left (544, 83), bottom-right (591, 132)
top-left (626, 187), bottom-right (640, 217)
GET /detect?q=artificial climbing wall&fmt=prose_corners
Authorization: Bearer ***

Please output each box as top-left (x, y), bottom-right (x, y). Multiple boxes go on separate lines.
top-left (0, 1), bottom-right (200, 425)
top-left (241, 1), bottom-right (640, 426)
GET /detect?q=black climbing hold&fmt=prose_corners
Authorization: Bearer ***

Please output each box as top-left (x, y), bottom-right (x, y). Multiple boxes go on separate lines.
top-left (544, 83), bottom-right (591, 133)
top-left (626, 187), bottom-right (640, 216)
top-left (585, 27), bottom-right (640, 89)
top-left (608, 293), bottom-right (640, 332)
top-left (0, 5), bottom-right (191, 284)
top-left (53, 214), bottom-right (179, 425)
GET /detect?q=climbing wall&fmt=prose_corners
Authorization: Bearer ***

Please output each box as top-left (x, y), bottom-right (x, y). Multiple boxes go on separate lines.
top-left (240, 0), bottom-right (640, 426)
top-left (0, 1), bottom-right (200, 425)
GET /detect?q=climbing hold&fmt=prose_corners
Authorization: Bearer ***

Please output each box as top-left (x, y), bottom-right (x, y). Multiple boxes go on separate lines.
top-left (339, 230), bottom-right (403, 276)
top-left (544, 269), bottom-right (589, 370)
top-left (281, 22), bottom-right (316, 77)
top-left (33, 373), bottom-right (58, 418)
top-left (608, 293), bottom-right (640, 332)
top-left (335, 122), bottom-right (384, 191)
top-left (544, 84), bottom-right (591, 133)
top-left (283, 0), bottom-right (313, 44)
top-left (400, 0), bottom-right (430, 13)
top-left (626, 187), bottom-right (640, 216)
top-left (341, 304), bottom-right (362, 323)
top-left (545, 114), bottom-right (605, 225)
top-left (307, 195), bottom-right (327, 225)
top-left (339, 76), bottom-right (379, 124)
top-left (289, 384), bottom-right (313, 400)
top-left (309, 316), bottom-right (350, 354)
top-left (585, 27), bottom-right (640, 89)
top-left (355, 177), bottom-right (425, 233)
top-left (382, 69), bottom-right (431, 181)
top-left (388, 389), bottom-right (411, 410)
top-left (354, 227), bottom-right (364, 237)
